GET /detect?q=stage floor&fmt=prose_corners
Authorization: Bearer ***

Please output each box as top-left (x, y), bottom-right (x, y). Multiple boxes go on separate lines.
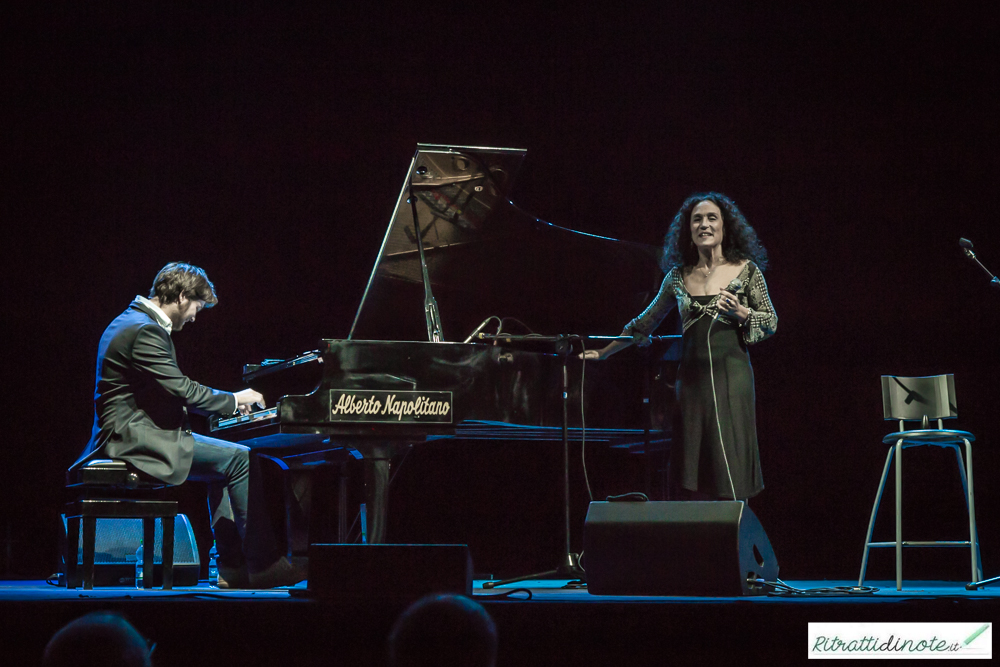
top-left (4, 576), bottom-right (996, 602)
top-left (3, 578), bottom-right (996, 665)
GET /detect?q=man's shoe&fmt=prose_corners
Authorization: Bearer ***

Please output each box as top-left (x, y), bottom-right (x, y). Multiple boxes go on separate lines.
top-left (217, 564), bottom-right (249, 589)
top-left (249, 556), bottom-right (308, 589)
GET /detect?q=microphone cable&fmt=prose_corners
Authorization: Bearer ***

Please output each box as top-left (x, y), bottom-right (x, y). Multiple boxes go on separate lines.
top-left (706, 312), bottom-right (738, 501)
top-left (706, 276), bottom-right (743, 501)
top-left (462, 316), bottom-right (502, 343)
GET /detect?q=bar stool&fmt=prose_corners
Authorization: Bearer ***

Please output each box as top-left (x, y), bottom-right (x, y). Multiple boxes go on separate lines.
top-left (65, 459), bottom-right (177, 590)
top-left (858, 374), bottom-right (983, 591)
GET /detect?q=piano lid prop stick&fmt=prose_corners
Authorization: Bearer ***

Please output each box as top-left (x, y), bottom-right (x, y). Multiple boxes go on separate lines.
top-left (407, 192), bottom-right (444, 342)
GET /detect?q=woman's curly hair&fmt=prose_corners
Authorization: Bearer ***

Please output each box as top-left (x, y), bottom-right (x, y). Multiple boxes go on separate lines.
top-left (661, 192), bottom-right (768, 272)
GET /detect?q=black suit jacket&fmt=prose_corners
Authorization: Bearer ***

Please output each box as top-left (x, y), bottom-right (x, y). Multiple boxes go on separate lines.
top-left (73, 300), bottom-right (236, 484)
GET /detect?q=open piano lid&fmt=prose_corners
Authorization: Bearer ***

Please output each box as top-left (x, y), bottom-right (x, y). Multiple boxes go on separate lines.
top-left (349, 144), bottom-right (664, 343)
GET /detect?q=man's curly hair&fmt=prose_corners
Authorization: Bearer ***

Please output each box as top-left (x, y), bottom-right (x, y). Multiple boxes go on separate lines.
top-left (661, 192), bottom-right (768, 272)
top-left (148, 262), bottom-right (218, 307)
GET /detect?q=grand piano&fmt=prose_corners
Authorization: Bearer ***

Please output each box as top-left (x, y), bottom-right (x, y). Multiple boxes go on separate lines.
top-left (211, 144), bottom-right (678, 546)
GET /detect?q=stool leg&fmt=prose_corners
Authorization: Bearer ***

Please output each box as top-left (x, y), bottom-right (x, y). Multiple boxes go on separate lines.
top-left (952, 444), bottom-right (971, 510)
top-left (952, 443), bottom-right (983, 584)
top-left (82, 516), bottom-right (97, 591)
top-left (162, 516), bottom-right (174, 590)
top-left (66, 515), bottom-right (80, 589)
top-left (963, 439), bottom-right (982, 582)
top-left (143, 518), bottom-right (155, 589)
top-left (895, 439), bottom-right (903, 592)
top-left (859, 446), bottom-right (895, 586)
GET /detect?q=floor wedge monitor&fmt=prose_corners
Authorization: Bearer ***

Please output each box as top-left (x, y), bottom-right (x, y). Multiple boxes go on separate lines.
top-left (60, 514), bottom-right (201, 587)
top-left (584, 501), bottom-right (778, 596)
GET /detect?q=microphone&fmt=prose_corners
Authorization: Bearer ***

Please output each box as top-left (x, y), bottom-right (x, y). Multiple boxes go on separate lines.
top-left (959, 238), bottom-right (976, 260)
top-left (723, 278), bottom-right (743, 294)
top-left (462, 316), bottom-right (495, 344)
top-left (713, 278), bottom-right (743, 321)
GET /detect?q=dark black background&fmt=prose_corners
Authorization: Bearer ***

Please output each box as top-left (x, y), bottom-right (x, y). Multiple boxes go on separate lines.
top-left (4, 2), bottom-right (998, 582)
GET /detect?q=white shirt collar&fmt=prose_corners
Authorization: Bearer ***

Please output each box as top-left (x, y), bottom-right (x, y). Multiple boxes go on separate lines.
top-left (135, 295), bottom-right (173, 334)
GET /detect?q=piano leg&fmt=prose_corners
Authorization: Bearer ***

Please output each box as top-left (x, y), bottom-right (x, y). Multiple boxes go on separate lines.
top-left (363, 458), bottom-right (388, 544)
top-left (256, 450), bottom-right (354, 553)
top-left (358, 442), bottom-right (407, 545)
top-left (338, 462), bottom-right (349, 543)
top-left (298, 462), bottom-right (352, 547)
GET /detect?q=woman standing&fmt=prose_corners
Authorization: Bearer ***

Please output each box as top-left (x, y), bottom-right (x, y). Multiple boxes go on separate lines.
top-left (583, 192), bottom-right (777, 500)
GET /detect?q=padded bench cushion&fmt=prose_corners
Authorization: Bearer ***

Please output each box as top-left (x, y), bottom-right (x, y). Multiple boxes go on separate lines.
top-left (70, 459), bottom-right (165, 488)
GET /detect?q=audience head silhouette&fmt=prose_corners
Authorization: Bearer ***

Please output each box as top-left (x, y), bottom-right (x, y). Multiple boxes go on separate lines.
top-left (43, 611), bottom-right (152, 667)
top-left (389, 593), bottom-right (498, 667)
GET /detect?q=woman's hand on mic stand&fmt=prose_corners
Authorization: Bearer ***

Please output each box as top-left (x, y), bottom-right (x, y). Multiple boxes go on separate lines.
top-left (579, 338), bottom-right (632, 360)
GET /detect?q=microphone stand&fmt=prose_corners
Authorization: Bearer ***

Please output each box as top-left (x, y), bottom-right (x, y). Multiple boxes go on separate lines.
top-left (482, 334), bottom-right (586, 588)
top-left (963, 239), bottom-right (999, 590)
top-left (959, 239), bottom-right (999, 590)
top-left (961, 242), bottom-right (1000, 290)
top-left (480, 333), bottom-right (680, 590)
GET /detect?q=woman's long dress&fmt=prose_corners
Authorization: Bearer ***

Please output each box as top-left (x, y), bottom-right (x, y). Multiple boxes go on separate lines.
top-left (622, 261), bottom-right (777, 500)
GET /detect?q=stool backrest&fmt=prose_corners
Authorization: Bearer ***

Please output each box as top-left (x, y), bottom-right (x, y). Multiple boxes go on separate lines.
top-left (881, 374), bottom-right (957, 429)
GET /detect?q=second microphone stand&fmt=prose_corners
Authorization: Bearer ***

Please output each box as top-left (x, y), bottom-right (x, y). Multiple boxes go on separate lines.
top-left (960, 238), bottom-right (1000, 290)
top-left (962, 238), bottom-right (998, 590)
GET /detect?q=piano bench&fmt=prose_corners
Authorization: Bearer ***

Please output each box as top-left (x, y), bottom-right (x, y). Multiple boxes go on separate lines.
top-left (64, 459), bottom-right (177, 591)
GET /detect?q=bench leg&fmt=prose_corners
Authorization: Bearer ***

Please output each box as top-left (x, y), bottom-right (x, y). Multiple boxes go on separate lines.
top-left (143, 518), bottom-right (155, 589)
top-left (161, 516), bottom-right (174, 590)
top-left (82, 516), bottom-right (97, 591)
top-left (65, 515), bottom-right (80, 589)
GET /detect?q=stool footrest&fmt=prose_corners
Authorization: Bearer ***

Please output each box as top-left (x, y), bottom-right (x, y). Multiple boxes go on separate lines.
top-left (866, 540), bottom-right (972, 548)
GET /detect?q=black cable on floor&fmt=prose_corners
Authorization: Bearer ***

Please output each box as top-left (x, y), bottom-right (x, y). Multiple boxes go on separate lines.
top-left (474, 587), bottom-right (533, 600)
top-left (759, 578), bottom-right (879, 596)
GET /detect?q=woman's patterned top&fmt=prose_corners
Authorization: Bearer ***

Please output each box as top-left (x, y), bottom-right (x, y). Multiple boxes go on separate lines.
top-left (622, 260), bottom-right (778, 346)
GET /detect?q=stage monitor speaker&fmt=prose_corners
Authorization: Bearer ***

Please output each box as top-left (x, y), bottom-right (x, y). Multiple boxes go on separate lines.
top-left (307, 544), bottom-right (472, 601)
top-left (583, 501), bottom-right (778, 596)
top-left (60, 514), bottom-right (201, 587)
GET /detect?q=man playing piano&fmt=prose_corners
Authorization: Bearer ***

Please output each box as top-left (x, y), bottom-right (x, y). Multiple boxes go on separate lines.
top-left (72, 262), bottom-right (305, 588)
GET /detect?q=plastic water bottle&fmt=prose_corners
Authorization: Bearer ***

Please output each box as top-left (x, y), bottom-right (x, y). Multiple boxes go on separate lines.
top-left (134, 540), bottom-right (144, 589)
top-left (208, 541), bottom-right (219, 588)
